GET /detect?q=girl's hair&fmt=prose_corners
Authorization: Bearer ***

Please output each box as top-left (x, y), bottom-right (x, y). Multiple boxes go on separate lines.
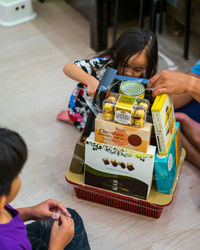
top-left (0, 128), bottom-right (27, 196)
top-left (99, 27), bottom-right (158, 78)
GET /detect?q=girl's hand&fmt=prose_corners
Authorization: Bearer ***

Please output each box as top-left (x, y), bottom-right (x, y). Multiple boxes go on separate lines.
top-left (49, 214), bottom-right (75, 250)
top-left (86, 77), bottom-right (99, 97)
top-left (30, 199), bottom-right (71, 221)
top-left (63, 63), bottom-right (99, 97)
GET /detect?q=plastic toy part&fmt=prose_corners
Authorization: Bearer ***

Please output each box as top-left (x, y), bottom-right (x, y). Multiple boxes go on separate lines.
top-left (66, 148), bottom-right (185, 219)
top-left (120, 81), bottom-right (145, 98)
top-left (103, 93), bottom-right (149, 127)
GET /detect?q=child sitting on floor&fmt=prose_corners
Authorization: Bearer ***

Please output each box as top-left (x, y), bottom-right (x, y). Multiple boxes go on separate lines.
top-left (57, 27), bottom-right (158, 132)
top-left (0, 127), bottom-right (90, 250)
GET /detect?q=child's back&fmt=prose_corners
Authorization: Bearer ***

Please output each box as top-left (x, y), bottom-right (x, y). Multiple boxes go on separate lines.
top-left (0, 204), bottom-right (32, 249)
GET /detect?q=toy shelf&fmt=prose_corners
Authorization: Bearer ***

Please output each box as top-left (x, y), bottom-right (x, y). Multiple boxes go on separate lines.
top-left (65, 149), bottom-right (185, 219)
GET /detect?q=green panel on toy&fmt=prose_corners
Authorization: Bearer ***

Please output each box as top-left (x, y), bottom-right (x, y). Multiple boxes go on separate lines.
top-left (84, 132), bottom-right (156, 200)
top-left (69, 137), bottom-right (85, 174)
top-left (154, 122), bottom-right (182, 194)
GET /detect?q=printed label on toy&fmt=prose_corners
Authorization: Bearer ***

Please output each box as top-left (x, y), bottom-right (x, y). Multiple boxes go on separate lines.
top-left (95, 114), bottom-right (152, 153)
top-left (151, 94), bottom-right (176, 154)
top-left (168, 154), bottom-right (173, 171)
top-left (85, 132), bottom-right (156, 200)
top-left (115, 95), bottom-right (134, 125)
top-left (115, 110), bottom-right (131, 124)
top-left (175, 128), bottom-right (181, 167)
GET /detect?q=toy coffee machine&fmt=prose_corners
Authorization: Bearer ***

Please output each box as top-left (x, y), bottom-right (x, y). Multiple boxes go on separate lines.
top-left (69, 67), bottom-right (183, 201)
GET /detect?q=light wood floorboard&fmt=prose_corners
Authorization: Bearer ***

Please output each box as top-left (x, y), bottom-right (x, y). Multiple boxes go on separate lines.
top-left (0, 1), bottom-right (200, 249)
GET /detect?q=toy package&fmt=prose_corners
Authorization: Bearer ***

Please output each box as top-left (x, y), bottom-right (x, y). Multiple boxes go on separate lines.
top-left (103, 93), bottom-right (149, 128)
top-left (151, 94), bottom-right (176, 155)
top-left (81, 67), bottom-right (150, 140)
top-left (84, 132), bottom-right (156, 200)
top-left (95, 113), bottom-right (152, 153)
top-left (68, 67), bottom-right (185, 202)
top-left (154, 122), bottom-right (182, 193)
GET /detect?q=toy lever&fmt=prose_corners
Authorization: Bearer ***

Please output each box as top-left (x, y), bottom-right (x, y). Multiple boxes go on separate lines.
top-left (81, 67), bottom-right (117, 141)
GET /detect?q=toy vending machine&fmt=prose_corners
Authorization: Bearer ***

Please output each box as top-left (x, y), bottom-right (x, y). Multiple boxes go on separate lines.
top-left (66, 67), bottom-right (185, 218)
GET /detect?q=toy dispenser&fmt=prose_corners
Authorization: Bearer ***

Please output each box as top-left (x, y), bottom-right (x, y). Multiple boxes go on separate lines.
top-left (0, 0), bottom-right (37, 27)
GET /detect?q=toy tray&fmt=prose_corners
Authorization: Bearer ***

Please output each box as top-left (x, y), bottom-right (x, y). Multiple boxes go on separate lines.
top-left (65, 149), bottom-right (185, 219)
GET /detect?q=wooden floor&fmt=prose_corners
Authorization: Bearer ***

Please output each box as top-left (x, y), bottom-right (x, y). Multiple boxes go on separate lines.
top-left (1, 0), bottom-right (200, 249)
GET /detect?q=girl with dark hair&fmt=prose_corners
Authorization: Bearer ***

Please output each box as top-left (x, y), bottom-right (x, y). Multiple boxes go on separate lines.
top-left (57, 27), bottom-right (158, 132)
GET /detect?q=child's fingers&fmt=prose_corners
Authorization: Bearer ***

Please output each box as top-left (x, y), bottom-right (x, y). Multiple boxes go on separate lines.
top-left (52, 218), bottom-right (60, 228)
top-left (52, 212), bottom-right (60, 220)
top-left (59, 214), bottom-right (74, 229)
top-left (47, 199), bottom-right (71, 217)
top-left (64, 209), bottom-right (71, 218)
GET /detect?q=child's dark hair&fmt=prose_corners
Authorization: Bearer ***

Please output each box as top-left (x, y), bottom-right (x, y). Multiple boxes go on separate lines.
top-left (0, 128), bottom-right (27, 196)
top-left (99, 27), bottom-right (158, 78)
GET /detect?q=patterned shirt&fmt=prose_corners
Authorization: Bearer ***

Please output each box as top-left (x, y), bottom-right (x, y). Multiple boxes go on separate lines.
top-left (68, 57), bottom-right (113, 131)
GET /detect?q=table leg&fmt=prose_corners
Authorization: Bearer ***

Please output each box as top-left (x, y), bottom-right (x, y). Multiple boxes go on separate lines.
top-left (159, 0), bottom-right (164, 34)
top-left (139, 0), bottom-right (145, 28)
top-left (112, 0), bottom-right (119, 43)
top-left (184, 0), bottom-right (191, 60)
top-left (90, 0), bottom-right (108, 52)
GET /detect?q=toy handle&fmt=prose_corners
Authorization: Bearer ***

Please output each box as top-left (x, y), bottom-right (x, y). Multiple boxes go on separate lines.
top-left (81, 67), bottom-right (117, 141)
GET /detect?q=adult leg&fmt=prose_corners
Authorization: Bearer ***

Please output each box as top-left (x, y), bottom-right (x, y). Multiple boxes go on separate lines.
top-left (26, 220), bottom-right (50, 250)
top-left (180, 132), bottom-right (200, 168)
top-left (175, 112), bottom-right (200, 151)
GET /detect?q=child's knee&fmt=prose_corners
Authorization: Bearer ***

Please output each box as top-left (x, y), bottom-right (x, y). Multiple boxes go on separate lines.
top-left (66, 208), bottom-right (83, 223)
top-left (66, 208), bottom-right (77, 216)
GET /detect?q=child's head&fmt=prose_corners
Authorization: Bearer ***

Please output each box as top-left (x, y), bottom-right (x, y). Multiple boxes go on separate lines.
top-left (101, 27), bottom-right (158, 78)
top-left (0, 128), bottom-right (27, 204)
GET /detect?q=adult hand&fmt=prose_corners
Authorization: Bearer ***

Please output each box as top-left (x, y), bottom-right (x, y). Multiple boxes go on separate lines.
top-left (148, 70), bottom-right (189, 96)
top-left (30, 199), bottom-right (71, 221)
top-left (86, 77), bottom-right (99, 97)
top-left (49, 214), bottom-right (75, 250)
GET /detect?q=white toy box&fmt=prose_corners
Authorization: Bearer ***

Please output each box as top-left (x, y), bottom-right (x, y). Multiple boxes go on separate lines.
top-left (0, 0), bottom-right (36, 27)
top-left (84, 132), bottom-right (156, 200)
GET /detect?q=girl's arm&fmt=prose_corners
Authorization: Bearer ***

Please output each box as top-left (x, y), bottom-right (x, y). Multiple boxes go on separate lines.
top-left (63, 62), bottom-right (99, 97)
